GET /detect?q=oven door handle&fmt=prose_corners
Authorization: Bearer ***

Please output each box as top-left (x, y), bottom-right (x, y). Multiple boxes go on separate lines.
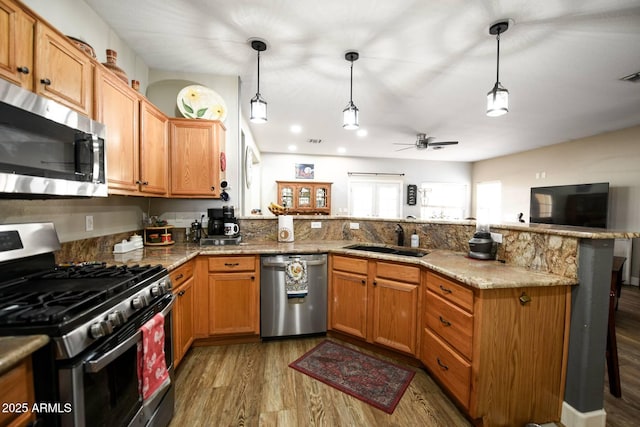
top-left (84, 296), bottom-right (175, 373)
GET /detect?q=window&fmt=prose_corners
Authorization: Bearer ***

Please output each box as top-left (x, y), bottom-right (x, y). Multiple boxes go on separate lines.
top-left (419, 182), bottom-right (468, 220)
top-left (476, 181), bottom-right (502, 224)
top-left (348, 178), bottom-right (402, 218)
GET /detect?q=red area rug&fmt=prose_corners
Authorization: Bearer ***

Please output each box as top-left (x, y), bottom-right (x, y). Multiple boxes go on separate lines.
top-left (289, 340), bottom-right (415, 414)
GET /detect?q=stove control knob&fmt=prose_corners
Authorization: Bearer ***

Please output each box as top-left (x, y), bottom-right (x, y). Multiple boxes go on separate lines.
top-left (151, 279), bottom-right (170, 297)
top-left (131, 294), bottom-right (148, 310)
top-left (107, 310), bottom-right (126, 328)
top-left (89, 321), bottom-right (112, 339)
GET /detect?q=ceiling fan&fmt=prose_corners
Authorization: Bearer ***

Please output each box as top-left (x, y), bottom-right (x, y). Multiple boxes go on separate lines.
top-left (393, 133), bottom-right (459, 151)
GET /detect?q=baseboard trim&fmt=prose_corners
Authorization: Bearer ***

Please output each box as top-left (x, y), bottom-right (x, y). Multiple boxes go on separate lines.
top-left (561, 402), bottom-right (606, 427)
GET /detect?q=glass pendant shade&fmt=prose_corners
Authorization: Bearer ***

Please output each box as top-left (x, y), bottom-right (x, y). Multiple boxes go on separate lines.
top-left (486, 82), bottom-right (509, 117)
top-left (250, 93), bottom-right (267, 123)
top-left (343, 101), bottom-right (359, 129)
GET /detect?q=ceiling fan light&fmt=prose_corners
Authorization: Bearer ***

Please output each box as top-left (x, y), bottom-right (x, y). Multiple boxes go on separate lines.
top-left (250, 93), bottom-right (267, 123)
top-left (486, 82), bottom-right (509, 117)
top-left (343, 101), bottom-right (359, 130)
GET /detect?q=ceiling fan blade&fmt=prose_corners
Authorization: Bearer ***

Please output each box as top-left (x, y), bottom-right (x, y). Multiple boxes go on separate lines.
top-left (429, 141), bottom-right (458, 146)
top-left (394, 146), bottom-right (415, 152)
top-left (392, 143), bottom-right (415, 146)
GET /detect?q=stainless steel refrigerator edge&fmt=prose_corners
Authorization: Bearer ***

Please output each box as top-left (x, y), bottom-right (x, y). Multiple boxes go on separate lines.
top-left (260, 254), bottom-right (327, 338)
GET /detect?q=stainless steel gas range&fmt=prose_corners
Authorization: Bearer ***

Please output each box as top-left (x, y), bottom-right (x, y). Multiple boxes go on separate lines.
top-left (0, 223), bottom-right (175, 427)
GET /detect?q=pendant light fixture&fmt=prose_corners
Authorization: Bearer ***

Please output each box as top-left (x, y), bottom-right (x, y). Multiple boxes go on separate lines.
top-left (486, 21), bottom-right (509, 117)
top-left (343, 51), bottom-right (359, 130)
top-left (249, 39), bottom-right (267, 123)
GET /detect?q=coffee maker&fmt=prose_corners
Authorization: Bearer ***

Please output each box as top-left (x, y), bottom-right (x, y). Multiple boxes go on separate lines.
top-left (203, 206), bottom-right (241, 245)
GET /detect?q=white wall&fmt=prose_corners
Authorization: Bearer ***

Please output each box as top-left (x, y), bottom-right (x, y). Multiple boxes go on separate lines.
top-left (260, 153), bottom-right (472, 218)
top-left (472, 125), bottom-right (640, 284)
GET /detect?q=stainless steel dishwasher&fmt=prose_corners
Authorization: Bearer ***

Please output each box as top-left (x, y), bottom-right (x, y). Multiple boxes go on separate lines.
top-left (260, 253), bottom-right (327, 338)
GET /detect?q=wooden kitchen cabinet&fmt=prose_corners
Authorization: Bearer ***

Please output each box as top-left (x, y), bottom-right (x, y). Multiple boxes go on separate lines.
top-left (35, 22), bottom-right (93, 116)
top-left (329, 254), bottom-right (421, 356)
top-left (421, 271), bottom-right (570, 427)
top-left (139, 99), bottom-right (169, 195)
top-left (193, 255), bottom-right (260, 340)
top-left (276, 181), bottom-right (332, 214)
top-left (95, 68), bottom-right (139, 193)
top-left (0, 0), bottom-right (35, 90)
top-left (171, 260), bottom-right (195, 368)
top-left (0, 357), bottom-right (36, 427)
top-left (96, 70), bottom-right (168, 196)
top-left (169, 119), bottom-right (224, 198)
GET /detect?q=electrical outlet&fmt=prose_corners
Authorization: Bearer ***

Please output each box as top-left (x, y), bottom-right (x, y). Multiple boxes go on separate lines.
top-left (85, 215), bottom-right (94, 231)
top-left (349, 222), bottom-right (360, 230)
top-left (490, 232), bottom-right (503, 243)
top-left (311, 222), bottom-right (322, 229)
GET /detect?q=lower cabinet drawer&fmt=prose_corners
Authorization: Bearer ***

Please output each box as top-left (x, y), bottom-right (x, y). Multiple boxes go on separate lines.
top-left (425, 290), bottom-right (473, 360)
top-left (422, 327), bottom-right (471, 408)
top-left (208, 256), bottom-right (256, 272)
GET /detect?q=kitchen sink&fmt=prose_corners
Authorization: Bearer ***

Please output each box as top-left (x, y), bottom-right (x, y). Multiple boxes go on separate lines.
top-left (344, 244), bottom-right (428, 258)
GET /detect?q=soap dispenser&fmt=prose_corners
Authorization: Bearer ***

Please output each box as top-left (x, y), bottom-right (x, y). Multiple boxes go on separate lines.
top-left (410, 230), bottom-right (419, 248)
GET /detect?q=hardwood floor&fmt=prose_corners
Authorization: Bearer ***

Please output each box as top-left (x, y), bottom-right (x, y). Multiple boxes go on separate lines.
top-left (604, 284), bottom-right (640, 427)
top-left (170, 286), bottom-right (640, 426)
top-left (170, 338), bottom-right (471, 426)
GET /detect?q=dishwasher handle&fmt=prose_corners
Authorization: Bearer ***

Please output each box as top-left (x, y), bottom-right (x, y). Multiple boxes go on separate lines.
top-left (262, 258), bottom-right (326, 268)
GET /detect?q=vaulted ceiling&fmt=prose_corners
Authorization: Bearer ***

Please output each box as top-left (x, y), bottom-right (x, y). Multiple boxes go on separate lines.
top-left (86, 0), bottom-right (640, 162)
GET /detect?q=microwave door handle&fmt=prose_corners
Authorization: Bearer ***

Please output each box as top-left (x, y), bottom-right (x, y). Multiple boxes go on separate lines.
top-left (91, 134), bottom-right (100, 182)
top-left (84, 330), bottom-right (141, 373)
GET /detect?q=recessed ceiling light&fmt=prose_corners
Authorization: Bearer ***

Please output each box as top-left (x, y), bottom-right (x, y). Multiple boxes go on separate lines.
top-left (337, 147), bottom-right (346, 154)
top-left (288, 145), bottom-right (297, 151)
top-left (356, 129), bottom-right (368, 137)
top-left (290, 124), bottom-right (302, 133)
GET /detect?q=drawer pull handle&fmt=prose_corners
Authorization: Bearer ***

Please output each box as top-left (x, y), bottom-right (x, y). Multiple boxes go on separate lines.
top-left (175, 273), bottom-right (184, 280)
top-left (436, 357), bottom-right (449, 370)
top-left (17, 66), bottom-right (30, 74)
top-left (40, 78), bottom-right (51, 85)
top-left (439, 284), bottom-right (452, 294)
top-left (439, 316), bottom-right (451, 327)
top-left (224, 262), bottom-right (240, 267)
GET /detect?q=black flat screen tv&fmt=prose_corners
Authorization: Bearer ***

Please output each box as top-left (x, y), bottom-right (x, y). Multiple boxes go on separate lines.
top-left (529, 182), bottom-right (609, 228)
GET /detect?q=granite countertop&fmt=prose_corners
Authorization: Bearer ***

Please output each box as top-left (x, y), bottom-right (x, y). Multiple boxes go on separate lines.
top-left (93, 240), bottom-right (577, 289)
top-left (0, 335), bottom-right (49, 375)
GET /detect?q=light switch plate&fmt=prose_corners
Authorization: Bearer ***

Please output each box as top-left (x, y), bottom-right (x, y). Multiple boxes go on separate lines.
top-left (311, 222), bottom-right (322, 229)
top-left (85, 215), bottom-right (94, 231)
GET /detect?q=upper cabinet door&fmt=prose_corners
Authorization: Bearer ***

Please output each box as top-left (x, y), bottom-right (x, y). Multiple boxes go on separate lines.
top-left (0, 0), bottom-right (35, 90)
top-left (140, 100), bottom-right (169, 195)
top-left (169, 119), bottom-right (223, 198)
top-left (95, 68), bottom-right (140, 194)
top-left (35, 23), bottom-right (93, 116)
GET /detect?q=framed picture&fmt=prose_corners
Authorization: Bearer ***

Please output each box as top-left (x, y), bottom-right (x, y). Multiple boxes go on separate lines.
top-left (295, 163), bottom-right (314, 179)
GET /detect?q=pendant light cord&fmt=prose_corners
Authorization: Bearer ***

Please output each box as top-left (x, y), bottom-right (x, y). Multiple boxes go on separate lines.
top-left (256, 50), bottom-right (261, 95)
top-left (349, 60), bottom-right (354, 103)
top-left (495, 32), bottom-right (501, 84)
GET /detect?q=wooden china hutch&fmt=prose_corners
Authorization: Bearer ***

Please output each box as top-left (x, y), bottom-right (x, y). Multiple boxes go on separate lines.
top-left (276, 181), bottom-right (332, 215)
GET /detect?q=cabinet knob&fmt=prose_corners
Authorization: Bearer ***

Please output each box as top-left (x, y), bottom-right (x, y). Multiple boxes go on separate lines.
top-left (136, 180), bottom-right (149, 186)
top-left (211, 186), bottom-right (215, 191)
top-left (373, 280), bottom-right (377, 286)
top-left (17, 66), bottom-right (30, 74)
top-left (178, 290), bottom-right (186, 296)
top-left (361, 279), bottom-right (366, 285)
top-left (251, 276), bottom-right (255, 280)
top-left (40, 78), bottom-right (51, 86)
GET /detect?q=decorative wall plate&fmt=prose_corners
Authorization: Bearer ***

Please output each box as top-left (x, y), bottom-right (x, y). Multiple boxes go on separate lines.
top-left (177, 85), bottom-right (227, 121)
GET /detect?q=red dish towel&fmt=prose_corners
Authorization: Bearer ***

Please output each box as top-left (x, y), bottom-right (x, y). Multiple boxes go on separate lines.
top-left (137, 313), bottom-right (170, 400)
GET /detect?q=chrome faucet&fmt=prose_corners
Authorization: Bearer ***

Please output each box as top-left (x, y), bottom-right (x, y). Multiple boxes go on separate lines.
top-left (395, 224), bottom-right (404, 246)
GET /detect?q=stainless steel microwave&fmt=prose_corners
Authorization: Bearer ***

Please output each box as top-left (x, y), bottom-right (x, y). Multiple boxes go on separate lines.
top-left (0, 79), bottom-right (107, 198)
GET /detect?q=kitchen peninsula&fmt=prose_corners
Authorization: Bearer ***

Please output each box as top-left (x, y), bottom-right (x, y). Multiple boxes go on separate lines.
top-left (51, 216), bottom-right (637, 427)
